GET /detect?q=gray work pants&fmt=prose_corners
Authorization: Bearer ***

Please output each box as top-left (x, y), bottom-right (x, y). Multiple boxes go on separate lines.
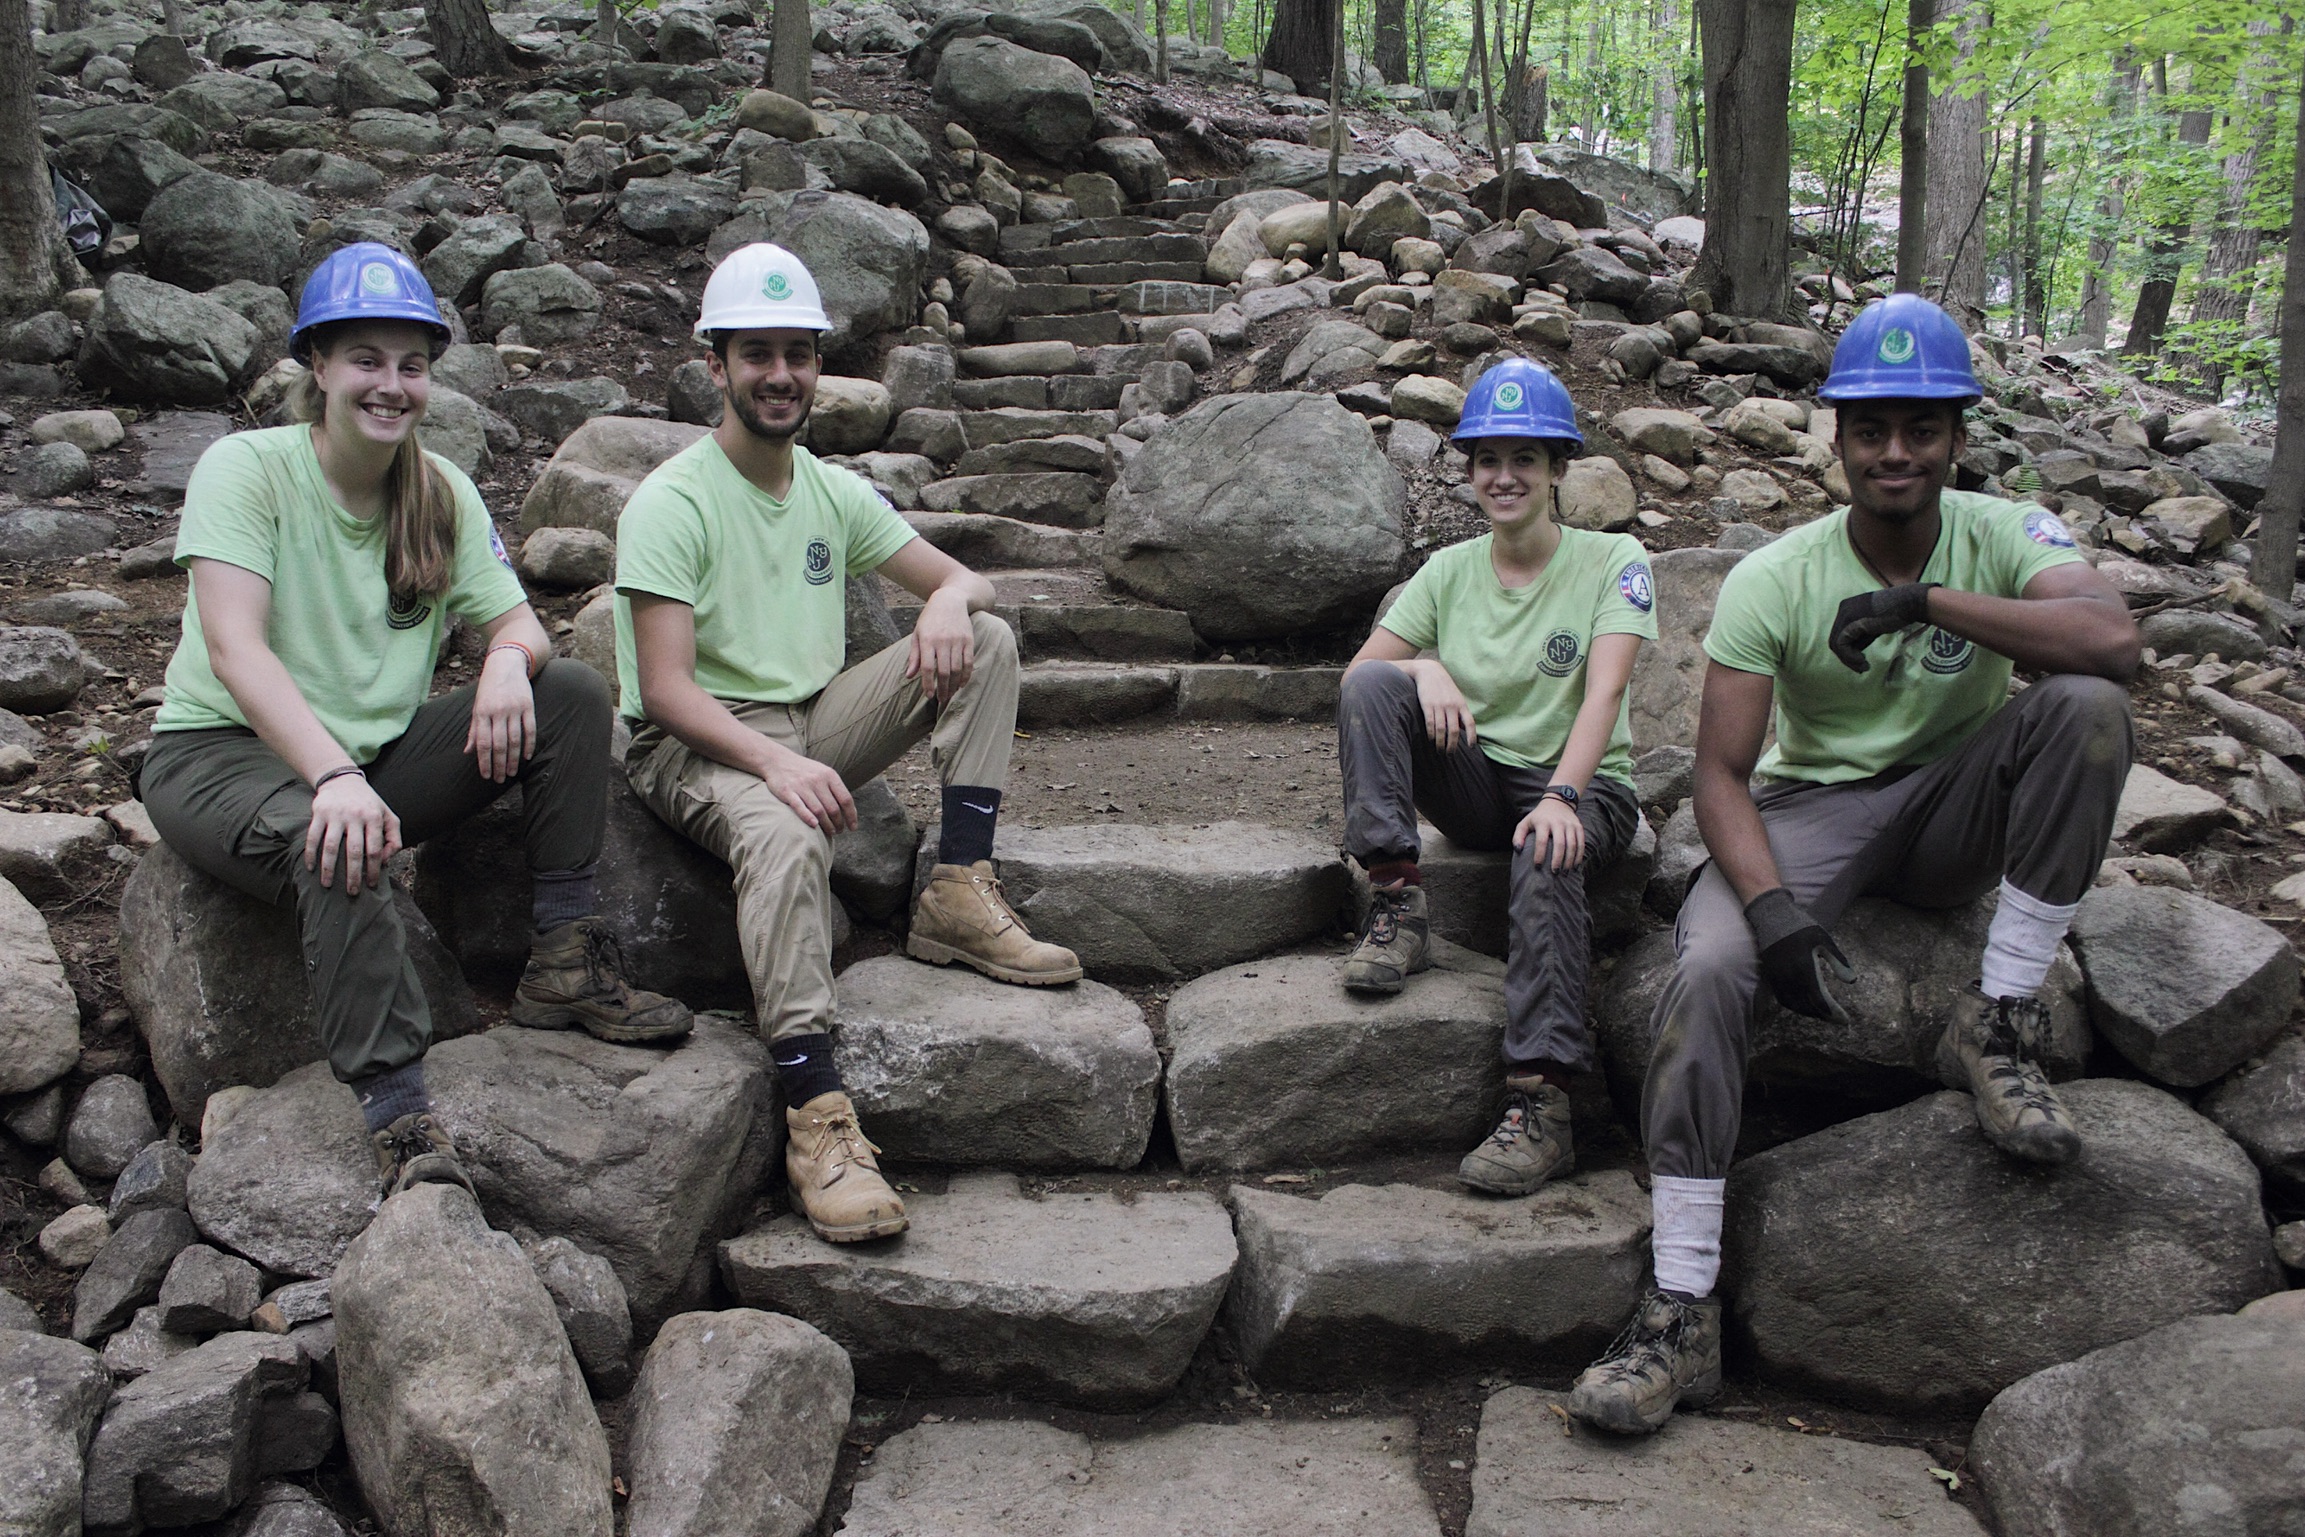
top-left (141, 660), bottom-right (614, 1086)
top-left (1338, 661), bottom-right (1639, 1073)
top-left (1643, 673), bottom-right (2133, 1179)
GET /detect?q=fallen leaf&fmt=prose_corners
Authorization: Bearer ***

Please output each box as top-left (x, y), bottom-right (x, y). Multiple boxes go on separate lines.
top-left (1929, 1467), bottom-right (1962, 1493)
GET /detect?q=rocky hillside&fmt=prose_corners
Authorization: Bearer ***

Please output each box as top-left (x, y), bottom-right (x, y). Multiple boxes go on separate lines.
top-left (2, 1), bottom-right (2302, 1535)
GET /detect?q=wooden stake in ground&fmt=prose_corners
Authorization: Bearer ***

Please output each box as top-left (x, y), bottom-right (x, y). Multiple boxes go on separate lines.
top-left (1322, 0), bottom-right (1344, 279)
top-left (2252, 53), bottom-right (2305, 616)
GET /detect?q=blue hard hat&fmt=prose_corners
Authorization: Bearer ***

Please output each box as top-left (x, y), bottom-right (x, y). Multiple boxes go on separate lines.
top-left (290, 243), bottom-right (450, 362)
top-left (1817, 293), bottom-right (1982, 406)
top-left (1451, 357), bottom-right (1583, 452)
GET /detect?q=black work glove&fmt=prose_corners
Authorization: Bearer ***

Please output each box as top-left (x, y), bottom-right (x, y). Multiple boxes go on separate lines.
top-left (1829, 582), bottom-right (1940, 673)
top-left (1744, 887), bottom-right (1855, 1022)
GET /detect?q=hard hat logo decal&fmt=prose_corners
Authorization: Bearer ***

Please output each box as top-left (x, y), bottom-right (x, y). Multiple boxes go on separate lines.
top-left (359, 262), bottom-right (398, 296)
top-left (1494, 381), bottom-right (1525, 410)
top-left (763, 272), bottom-right (792, 300)
top-left (1877, 327), bottom-right (1917, 365)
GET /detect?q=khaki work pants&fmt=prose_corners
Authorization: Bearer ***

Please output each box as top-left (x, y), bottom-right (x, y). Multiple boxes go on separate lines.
top-left (625, 612), bottom-right (1019, 1042)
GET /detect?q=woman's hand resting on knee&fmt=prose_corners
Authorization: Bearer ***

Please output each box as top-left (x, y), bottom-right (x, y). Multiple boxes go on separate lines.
top-left (306, 772), bottom-right (402, 895)
top-left (1514, 796), bottom-right (1585, 871)
top-left (1414, 665), bottom-right (1478, 753)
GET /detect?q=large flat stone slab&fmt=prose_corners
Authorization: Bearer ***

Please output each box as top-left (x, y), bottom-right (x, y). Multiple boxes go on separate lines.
top-left (2069, 883), bottom-right (2299, 1087)
top-left (1723, 1081), bottom-right (2282, 1413)
top-left (1227, 1173), bottom-right (1649, 1387)
top-left (717, 1172), bottom-right (1235, 1407)
top-left (840, 1416), bottom-right (1441, 1536)
top-left (832, 955), bottom-right (1159, 1168)
top-left (910, 821), bottom-right (1348, 984)
top-left (189, 1021), bottom-right (777, 1333)
top-left (1467, 1386), bottom-right (1985, 1536)
top-left (1165, 945), bottom-right (1509, 1172)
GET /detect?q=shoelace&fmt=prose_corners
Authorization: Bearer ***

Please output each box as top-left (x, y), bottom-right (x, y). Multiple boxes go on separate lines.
top-left (578, 923), bottom-right (633, 1001)
top-left (1364, 890), bottom-right (1409, 946)
top-left (1979, 1000), bottom-right (2063, 1113)
top-left (967, 872), bottom-right (1017, 933)
top-left (379, 1117), bottom-right (442, 1172)
top-left (813, 1108), bottom-right (883, 1182)
top-left (1592, 1295), bottom-right (1699, 1384)
top-left (1485, 1095), bottom-right (1532, 1150)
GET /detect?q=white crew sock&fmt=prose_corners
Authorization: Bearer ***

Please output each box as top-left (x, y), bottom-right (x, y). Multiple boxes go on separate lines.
top-left (1979, 878), bottom-right (2080, 1001)
top-left (1650, 1175), bottom-right (1725, 1298)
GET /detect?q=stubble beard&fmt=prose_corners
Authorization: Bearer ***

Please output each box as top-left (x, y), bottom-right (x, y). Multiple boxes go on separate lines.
top-left (726, 386), bottom-right (808, 443)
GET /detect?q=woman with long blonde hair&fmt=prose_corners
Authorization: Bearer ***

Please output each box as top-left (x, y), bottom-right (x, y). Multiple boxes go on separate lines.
top-left (139, 244), bottom-right (690, 1198)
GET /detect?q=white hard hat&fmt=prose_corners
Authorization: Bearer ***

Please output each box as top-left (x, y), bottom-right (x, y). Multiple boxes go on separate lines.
top-left (693, 242), bottom-right (831, 339)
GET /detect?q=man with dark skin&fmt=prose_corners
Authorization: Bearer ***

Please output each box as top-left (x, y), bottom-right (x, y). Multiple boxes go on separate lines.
top-left (1567, 294), bottom-right (2140, 1435)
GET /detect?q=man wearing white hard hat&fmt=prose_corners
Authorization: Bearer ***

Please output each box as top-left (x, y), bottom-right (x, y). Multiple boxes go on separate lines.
top-left (615, 243), bottom-right (1080, 1244)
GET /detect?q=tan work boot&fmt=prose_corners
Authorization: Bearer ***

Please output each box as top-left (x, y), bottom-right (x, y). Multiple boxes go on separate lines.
top-left (1458, 1075), bottom-right (1574, 1195)
top-left (512, 917), bottom-right (694, 1044)
top-left (1342, 883), bottom-right (1429, 994)
top-left (907, 861), bottom-right (1083, 985)
top-left (786, 1091), bottom-right (908, 1242)
top-left (371, 1112), bottom-right (474, 1197)
top-left (1567, 1287), bottom-right (1724, 1435)
top-left (1936, 983), bottom-right (2081, 1165)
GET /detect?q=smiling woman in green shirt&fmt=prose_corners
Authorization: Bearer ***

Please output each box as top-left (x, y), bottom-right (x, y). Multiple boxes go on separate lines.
top-left (1336, 358), bottom-right (1655, 1199)
top-left (138, 244), bottom-right (688, 1200)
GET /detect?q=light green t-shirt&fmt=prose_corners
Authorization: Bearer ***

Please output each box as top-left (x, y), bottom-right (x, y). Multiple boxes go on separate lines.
top-left (1704, 490), bottom-right (2086, 783)
top-left (156, 425), bottom-right (528, 764)
top-left (612, 436), bottom-right (918, 717)
top-left (1378, 526), bottom-right (1659, 786)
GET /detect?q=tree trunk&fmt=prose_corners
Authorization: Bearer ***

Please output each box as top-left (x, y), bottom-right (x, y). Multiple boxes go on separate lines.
top-left (1919, 0), bottom-right (1986, 328)
top-left (1157, 0), bottom-right (1169, 81)
top-left (1209, 0), bottom-right (1225, 49)
top-left (1, 0), bottom-right (77, 322)
top-left (1472, 0), bottom-right (1505, 210)
top-left (768, 0), bottom-right (810, 96)
top-left (2126, 105), bottom-right (2214, 356)
top-left (53, 0), bottom-right (85, 30)
top-left (1322, 0), bottom-right (1343, 277)
top-left (1649, 0), bottom-right (1679, 172)
top-left (424, 0), bottom-right (508, 78)
top-left (1372, 0), bottom-right (1408, 82)
top-left (1262, 0), bottom-right (1336, 96)
top-left (1893, 0), bottom-right (1929, 291)
top-left (2021, 116), bottom-right (2045, 336)
top-left (2191, 50), bottom-right (2280, 330)
top-left (1692, 0), bottom-right (1796, 319)
top-left (2076, 57), bottom-right (2138, 349)
top-left (2252, 48), bottom-right (2305, 611)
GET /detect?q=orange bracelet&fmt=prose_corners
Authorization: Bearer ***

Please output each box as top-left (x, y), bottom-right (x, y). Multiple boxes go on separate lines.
top-left (485, 640), bottom-right (538, 676)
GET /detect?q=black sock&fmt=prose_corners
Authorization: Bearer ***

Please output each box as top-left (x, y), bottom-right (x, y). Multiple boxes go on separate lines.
top-left (531, 863), bottom-right (598, 932)
top-left (771, 1032), bottom-right (843, 1108)
top-left (939, 785), bottom-right (1001, 866)
top-left (352, 1060), bottom-right (429, 1133)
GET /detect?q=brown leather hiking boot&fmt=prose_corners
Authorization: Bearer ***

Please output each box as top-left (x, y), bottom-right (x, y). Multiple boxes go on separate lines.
top-left (512, 918), bottom-right (694, 1044)
top-left (1568, 1287), bottom-right (1724, 1435)
top-left (371, 1112), bottom-right (474, 1197)
top-left (786, 1091), bottom-right (908, 1242)
top-left (1936, 983), bottom-right (2081, 1165)
top-left (906, 861), bottom-right (1082, 985)
top-left (1457, 1075), bottom-right (1574, 1195)
top-left (1342, 883), bottom-right (1429, 994)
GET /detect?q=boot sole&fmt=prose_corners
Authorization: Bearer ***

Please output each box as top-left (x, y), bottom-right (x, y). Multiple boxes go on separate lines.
top-left (1341, 951), bottom-right (1430, 995)
top-left (810, 1213), bottom-right (910, 1242)
top-left (906, 936), bottom-right (1083, 986)
top-left (1568, 1363), bottom-right (1722, 1435)
top-left (510, 997), bottom-right (695, 1044)
top-left (1456, 1150), bottom-right (1573, 1196)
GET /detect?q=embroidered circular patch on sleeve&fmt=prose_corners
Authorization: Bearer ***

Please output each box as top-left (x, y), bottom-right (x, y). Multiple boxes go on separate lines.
top-left (1618, 560), bottom-right (1655, 613)
top-left (2023, 508), bottom-right (2076, 548)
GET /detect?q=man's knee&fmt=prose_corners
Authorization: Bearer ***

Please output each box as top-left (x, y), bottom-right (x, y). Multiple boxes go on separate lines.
top-left (720, 783), bottom-right (830, 882)
top-left (970, 611), bottom-right (1018, 671)
top-left (1341, 660), bottom-right (1413, 708)
top-left (2023, 672), bottom-right (2133, 774)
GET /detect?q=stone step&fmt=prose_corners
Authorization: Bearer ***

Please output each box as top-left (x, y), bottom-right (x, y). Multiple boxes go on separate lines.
top-left (918, 472), bottom-right (1105, 527)
top-left (831, 956), bottom-right (1159, 1168)
top-left (905, 511), bottom-right (1101, 570)
top-left (1018, 661), bottom-right (1344, 728)
top-left (1002, 263), bottom-right (1071, 285)
top-left (1226, 1173), bottom-right (1650, 1386)
top-left (998, 216), bottom-right (1193, 257)
top-left (907, 821), bottom-right (1348, 984)
top-left (949, 375), bottom-right (1050, 410)
top-left (958, 407), bottom-right (1119, 448)
top-left (1011, 283), bottom-right (1103, 317)
top-left (1164, 943), bottom-right (1514, 1172)
top-left (1012, 311), bottom-right (1130, 346)
top-left (954, 433), bottom-right (1111, 477)
top-left (838, 1414), bottom-right (1440, 1536)
top-left (956, 340), bottom-right (1085, 377)
top-left (894, 588), bottom-right (1198, 664)
top-left (1118, 280), bottom-right (1233, 316)
top-left (1068, 259), bottom-right (1207, 285)
top-left (944, 369), bottom-right (1136, 413)
top-left (1042, 233), bottom-right (1210, 267)
top-left (1470, 1387), bottom-right (1988, 1535)
top-left (717, 1171), bottom-right (1237, 1407)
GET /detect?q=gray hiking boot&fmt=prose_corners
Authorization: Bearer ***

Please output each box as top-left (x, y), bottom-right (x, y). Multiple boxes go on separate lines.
top-left (1568, 1287), bottom-right (1724, 1435)
top-left (1457, 1075), bottom-right (1574, 1195)
top-left (1935, 983), bottom-right (2080, 1165)
top-left (512, 917), bottom-right (694, 1045)
top-left (371, 1112), bottom-right (474, 1198)
top-left (1342, 884), bottom-right (1429, 994)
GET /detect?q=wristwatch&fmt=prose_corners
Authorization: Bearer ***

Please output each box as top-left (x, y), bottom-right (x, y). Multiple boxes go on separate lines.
top-left (1542, 782), bottom-right (1580, 807)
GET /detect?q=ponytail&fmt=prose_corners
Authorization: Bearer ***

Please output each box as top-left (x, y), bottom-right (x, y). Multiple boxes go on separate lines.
top-left (290, 336), bottom-right (458, 603)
